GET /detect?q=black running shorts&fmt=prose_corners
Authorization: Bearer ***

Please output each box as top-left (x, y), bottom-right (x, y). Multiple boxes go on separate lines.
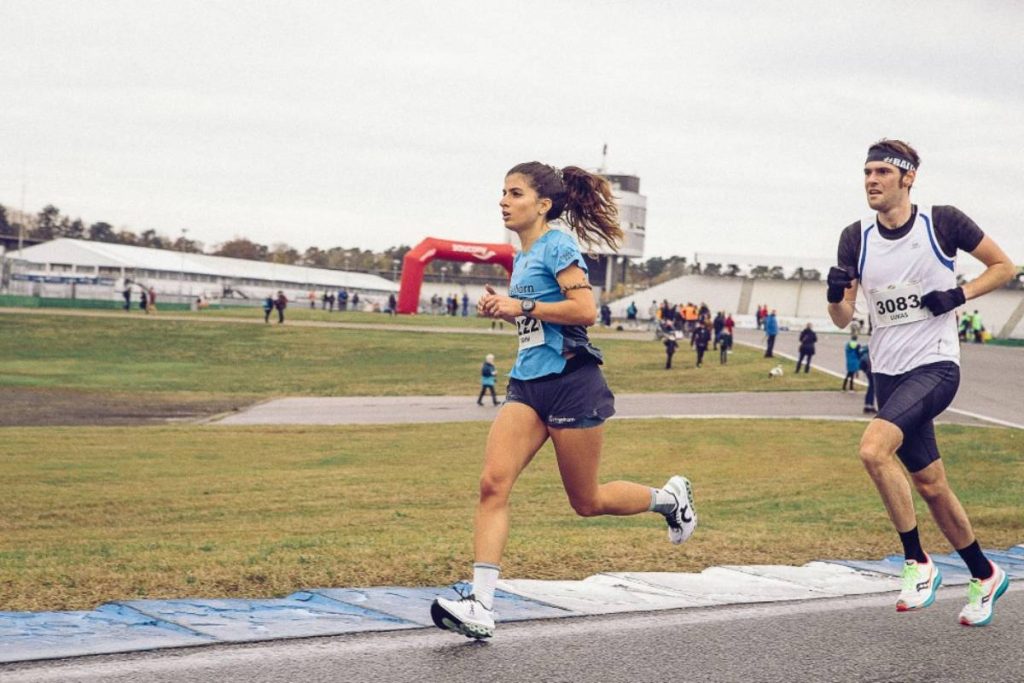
top-left (874, 361), bottom-right (960, 472)
top-left (505, 355), bottom-right (616, 429)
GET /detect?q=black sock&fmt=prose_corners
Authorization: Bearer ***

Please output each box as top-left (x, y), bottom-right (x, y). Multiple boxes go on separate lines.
top-left (898, 527), bottom-right (928, 563)
top-left (956, 540), bottom-right (994, 580)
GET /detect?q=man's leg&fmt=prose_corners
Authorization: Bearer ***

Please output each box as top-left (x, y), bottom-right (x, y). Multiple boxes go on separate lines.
top-left (910, 459), bottom-right (976, 549)
top-left (860, 418), bottom-right (944, 611)
top-left (858, 419), bottom-right (916, 533)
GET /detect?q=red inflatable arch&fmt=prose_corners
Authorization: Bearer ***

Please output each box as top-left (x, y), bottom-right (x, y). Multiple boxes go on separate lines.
top-left (397, 237), bottom-right (515, 314)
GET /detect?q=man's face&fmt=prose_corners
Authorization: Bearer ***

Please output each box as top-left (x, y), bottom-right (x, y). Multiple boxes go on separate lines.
top-left (864, 161), bottom-right (914, 212)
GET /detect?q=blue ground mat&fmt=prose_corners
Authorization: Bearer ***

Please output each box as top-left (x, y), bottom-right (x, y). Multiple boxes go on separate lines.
top-left (117, 593), bottom-right (413, 642)
top-left (2, 546), bottom-right (1019, 664)
top-left (307, 583), bottom-right (575, 625)
top-left (830, 546), bottom-right (1024, 585)
top-left (0, 603), bottom-right (213, 663)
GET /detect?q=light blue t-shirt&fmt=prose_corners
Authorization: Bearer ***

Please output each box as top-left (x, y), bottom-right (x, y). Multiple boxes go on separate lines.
top-left (508, 230), bottom-right (603, 380)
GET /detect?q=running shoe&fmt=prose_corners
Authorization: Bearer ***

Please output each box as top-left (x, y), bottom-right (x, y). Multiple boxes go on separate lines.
top-left (958, 562), bottom-right (1009, 627)
top-left (896, 557), bottom-right (941, 611)
top-left (662, 475), bottom-right (697, 544)
top-left (431, 591), bottom-right (495, 639)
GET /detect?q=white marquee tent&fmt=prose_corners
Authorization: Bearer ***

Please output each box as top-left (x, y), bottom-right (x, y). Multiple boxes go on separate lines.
top-left (4, 238), bottom-right (398, 307)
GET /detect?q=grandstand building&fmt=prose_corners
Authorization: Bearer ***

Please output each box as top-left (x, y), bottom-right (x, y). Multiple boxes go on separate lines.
top-left (584, 173), bottom-right (645, 297)
top-left (1, 238), bottom-right (398, 307)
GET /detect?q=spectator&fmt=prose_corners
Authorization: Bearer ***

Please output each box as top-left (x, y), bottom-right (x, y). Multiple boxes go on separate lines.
top-left (462, 293), bottom-right (470, 317)
top-left (648, 300), bottom-right (659, 331)
top-left (262, 294), bottom-right (274, 323)
top-left (122, 284), bottom-right (132, 312)
top-left (796, 322), bottom-right (817, 373)
top-left (719, 328), bottom-right (732, 364)
top-left (308, 289), bottom-right (316, 309)
top-left (477, 353), bottom-right (500, 406)
top-left (626, 301), bottom-right (638, 322)
top-left (140, 287), bottom-right (148, 313)
top-left (763, 309), bottom-right (778, 357)
top-left (147, 286), bottom-right (157, 313)
top-left (859, 343), bottom-right (876, 413)
top-left (958, 310), bottom-right (971, 342)
top-left (274, 290), bottom-right (287, 324)
top-left (600, 303), bottom-right (612, 327)
top-left (663, 331), bottom-right (678, 369)
top-left (388, 292), bottom-right (398, 315)
top-left (351, 292), bottom-right (360, 311)
top-left (724, 312), bottom-right (735, 338)
top-left (712, 311), bottom-right (725, 349)
top-left (971, 310), bottom-right (984, 343)
top-left (843, 336), bottom-right (861, 391)
top-left (692, 322), bottom-right (710, 368)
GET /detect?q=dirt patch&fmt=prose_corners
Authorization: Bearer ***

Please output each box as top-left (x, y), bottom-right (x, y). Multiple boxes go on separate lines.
top-left (0, 387), bottom-right (258, 427)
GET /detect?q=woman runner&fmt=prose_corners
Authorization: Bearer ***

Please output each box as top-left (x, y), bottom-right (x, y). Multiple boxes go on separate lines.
top-left (430, 162), bottom-right (697, 639)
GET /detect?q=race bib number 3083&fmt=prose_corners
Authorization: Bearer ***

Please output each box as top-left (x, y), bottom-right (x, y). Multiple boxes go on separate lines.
top-left (516, 315), bottom-right (545, 349)
top-left (868, 282), bottom-right (931, 328)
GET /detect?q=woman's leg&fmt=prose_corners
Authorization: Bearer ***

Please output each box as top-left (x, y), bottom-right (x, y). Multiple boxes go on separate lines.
top-left (473, 403), bottom-right (550, 564)
top-left (548, 425), bottom-right (651, 517)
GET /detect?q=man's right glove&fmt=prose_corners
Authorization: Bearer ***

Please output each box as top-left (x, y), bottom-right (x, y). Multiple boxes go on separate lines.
top-left (826, 266), bottom-right (856, 304)
top-left (920, 287), bottom-right (966, 316)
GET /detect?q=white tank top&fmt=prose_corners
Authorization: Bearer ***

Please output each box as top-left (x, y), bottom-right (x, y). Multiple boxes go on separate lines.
top-left (857, 205), bottom-right (960, 375)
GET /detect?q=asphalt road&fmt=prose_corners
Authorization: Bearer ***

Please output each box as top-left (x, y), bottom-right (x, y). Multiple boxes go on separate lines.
top-left (5, 584), bottom-right (1022, 683)
top-left (732, 327), bottom-right (1024, 429)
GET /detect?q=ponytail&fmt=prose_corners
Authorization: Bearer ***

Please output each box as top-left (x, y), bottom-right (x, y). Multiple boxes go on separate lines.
top-left (507, 162), bottom-right (623, 251)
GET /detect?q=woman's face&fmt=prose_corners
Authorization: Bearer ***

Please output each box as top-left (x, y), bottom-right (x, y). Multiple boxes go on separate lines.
top-left (500, 173), bottom-right (548, 233)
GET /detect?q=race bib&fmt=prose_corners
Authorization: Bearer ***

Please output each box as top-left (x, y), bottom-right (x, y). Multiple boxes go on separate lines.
top-left (516, 315), bottom-right (545, 349)
top-left (868, 282), bottom-right (930, 328)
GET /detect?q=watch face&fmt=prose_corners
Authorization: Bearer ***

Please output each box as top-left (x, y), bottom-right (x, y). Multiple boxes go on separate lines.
top-left (522, 299), bottom-right (535, 313)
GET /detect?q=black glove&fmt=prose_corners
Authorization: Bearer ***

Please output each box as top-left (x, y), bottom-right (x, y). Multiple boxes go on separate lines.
top-left (920, 286), bottom-right (965, 316)
top-left (826, 266), bottom-right (856, 304)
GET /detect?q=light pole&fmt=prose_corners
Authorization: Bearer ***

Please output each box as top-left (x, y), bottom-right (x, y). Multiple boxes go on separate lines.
top-left (178, 228), bottom-right (188, 301)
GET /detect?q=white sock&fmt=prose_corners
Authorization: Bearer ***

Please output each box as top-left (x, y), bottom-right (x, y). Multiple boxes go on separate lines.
top-left (649, 487), bottom-right (677, 514)
top-left (472, 562), bottom-right (500, 610)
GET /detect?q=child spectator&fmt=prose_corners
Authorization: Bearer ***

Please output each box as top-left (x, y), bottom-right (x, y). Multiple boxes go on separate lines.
top-left (843, 335), bottom-right (861, 392)
top-left (477, 354), bottom-right (500, 406)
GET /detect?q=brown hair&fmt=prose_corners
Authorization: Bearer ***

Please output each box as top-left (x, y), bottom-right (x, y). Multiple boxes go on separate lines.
top-left (507, 162), bottom-right (623, 251)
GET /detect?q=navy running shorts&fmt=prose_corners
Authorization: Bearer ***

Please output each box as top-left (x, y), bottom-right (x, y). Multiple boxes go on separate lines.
top-left (505, 355), bottom-right (615, 429)
top-left (874, 361), bottom-right (960, 472)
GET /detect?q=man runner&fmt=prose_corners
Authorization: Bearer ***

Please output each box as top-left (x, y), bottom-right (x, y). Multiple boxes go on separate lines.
top-left (826, 139), bottom-right (1015, 626)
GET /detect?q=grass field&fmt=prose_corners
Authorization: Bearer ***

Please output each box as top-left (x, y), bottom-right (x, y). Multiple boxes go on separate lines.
top-left (0, 311), bottom-right (836, 398)
top-left (1, 309), bottom-right (1019, 613)
top-left (2, 420), bottom-right (1020, 611)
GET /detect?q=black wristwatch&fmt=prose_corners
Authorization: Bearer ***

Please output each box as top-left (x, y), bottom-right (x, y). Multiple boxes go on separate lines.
top-left (520, 299), bottom-right (536, 315)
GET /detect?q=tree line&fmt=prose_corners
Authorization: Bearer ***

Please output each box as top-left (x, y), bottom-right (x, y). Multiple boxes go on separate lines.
top-left (0, 201), bottom-right (697, 285)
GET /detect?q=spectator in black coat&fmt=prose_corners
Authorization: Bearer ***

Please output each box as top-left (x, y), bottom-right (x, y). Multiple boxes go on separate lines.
top-left (795, 323), bottom-right (817, 373)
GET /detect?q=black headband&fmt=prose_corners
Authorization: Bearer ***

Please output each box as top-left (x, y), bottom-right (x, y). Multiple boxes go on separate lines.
top-left (865, 147), bottom-right (916, 172)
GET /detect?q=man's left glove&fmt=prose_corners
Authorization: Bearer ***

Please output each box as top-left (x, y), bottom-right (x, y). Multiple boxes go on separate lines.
top-left (920, 286), bottom-right (965, 316)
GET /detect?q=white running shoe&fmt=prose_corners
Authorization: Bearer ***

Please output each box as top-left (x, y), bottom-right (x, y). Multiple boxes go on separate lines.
top-left (662, 475), bottom-right (697, 544)
top-left (958, 562), bottom-right (1009, 627)
top-left (431, 593), bottom-right (495, 639)
top-left (895, 556), bottom-right (941, 612)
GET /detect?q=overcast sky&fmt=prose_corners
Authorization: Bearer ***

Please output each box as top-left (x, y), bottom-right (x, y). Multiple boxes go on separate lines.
top-left (1, 1), bottom-right (1022, 266)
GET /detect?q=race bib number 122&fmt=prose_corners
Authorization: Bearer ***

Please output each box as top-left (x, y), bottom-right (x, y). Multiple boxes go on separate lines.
top-left (516, 315), bottom-right (545, 349)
